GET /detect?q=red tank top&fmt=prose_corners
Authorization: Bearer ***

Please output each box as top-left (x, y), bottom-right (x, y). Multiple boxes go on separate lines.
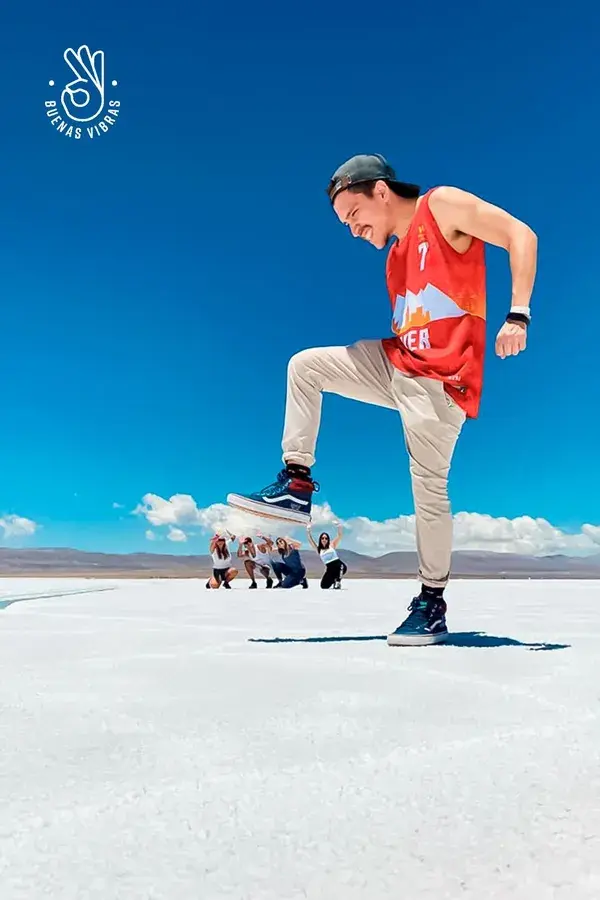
top-left (381, 188), bottom-right (486, 418)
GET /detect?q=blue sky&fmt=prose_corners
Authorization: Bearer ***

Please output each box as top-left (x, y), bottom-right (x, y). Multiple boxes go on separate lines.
top-left (1, 0), bottom-right (599, 555)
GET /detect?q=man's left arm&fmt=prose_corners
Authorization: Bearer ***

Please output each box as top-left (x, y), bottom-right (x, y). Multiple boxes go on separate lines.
top-left (429, 186), bottom-right (538, 358)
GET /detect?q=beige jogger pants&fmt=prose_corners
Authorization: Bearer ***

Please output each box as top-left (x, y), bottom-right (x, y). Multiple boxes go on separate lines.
top-left (282, 340), bottom-right (466, 589)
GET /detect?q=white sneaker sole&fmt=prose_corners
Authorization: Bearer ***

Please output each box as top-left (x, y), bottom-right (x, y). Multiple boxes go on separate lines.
top-left (387, 631), bottom-right (449, 647)
top-left (227, 493), bottom-right (311, 525)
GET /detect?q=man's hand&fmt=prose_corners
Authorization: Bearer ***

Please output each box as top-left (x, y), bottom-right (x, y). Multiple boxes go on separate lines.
top-left (495, 321), bottom-right (527, 358)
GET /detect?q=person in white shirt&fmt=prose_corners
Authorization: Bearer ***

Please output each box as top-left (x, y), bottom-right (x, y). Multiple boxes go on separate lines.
top-left (206, 532), bottom-right (238, 589)
top-left (237, 536), bottom-right (274, 589)
top-left (307, 523), bottom-right (348, 589)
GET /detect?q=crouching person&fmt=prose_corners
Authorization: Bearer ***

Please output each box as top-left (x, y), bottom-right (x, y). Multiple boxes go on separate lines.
top-left (272, 537), bottom-right (308, 589)
top-left (237, 536), bottom-right (274, 589)
top-left (206, 533), bottom-right (238, 589)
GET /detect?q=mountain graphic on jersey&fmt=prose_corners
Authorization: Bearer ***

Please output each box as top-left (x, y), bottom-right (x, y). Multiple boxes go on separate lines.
top-left (392, 284), bottom-right (466, 337)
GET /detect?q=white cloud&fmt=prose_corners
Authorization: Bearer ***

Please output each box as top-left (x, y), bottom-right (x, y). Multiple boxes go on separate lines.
top-left (134, 493), bottom-right (600, 558)
top-left (582, 524), bottom-right (600, 546)
top-left (313, 507), bottom-right (600, 558)
top-left (0, 514), bottom-right (38, 539)
top-left (451, 512), bottom-right (596, 557)
top-left (134, 493), bottom-right (203, 527)
top-left (134, 493), bottom-right (273, 540)
top-left (145, 529), bottom-right (157, 541)
top-left (167, 526), bottom-right (188, 543)
top-left (113, 502), bottom-right (125, 509)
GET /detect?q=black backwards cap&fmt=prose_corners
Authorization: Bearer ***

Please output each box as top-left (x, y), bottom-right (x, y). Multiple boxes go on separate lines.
top-left (326, 153), bottom-right (420, 203)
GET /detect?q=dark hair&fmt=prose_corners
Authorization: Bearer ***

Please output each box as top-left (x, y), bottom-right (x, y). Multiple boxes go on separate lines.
top-left (318, 532), bottom-right (330, 549)
top-left (347, 180), bottom-right (418, 200)
top-left (214, 538), bottom-right (230, 560)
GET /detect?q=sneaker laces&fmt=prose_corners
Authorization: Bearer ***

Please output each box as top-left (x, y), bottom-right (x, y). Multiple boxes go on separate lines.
top-left (258, 470), bottom-right (290, 498)
top-left (403, 596), bottom-right (428, 623)
top-left (406, 595), bottom-right (445, 618)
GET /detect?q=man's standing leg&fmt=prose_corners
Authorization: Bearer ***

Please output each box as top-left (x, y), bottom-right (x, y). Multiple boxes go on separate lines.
top-left (387, 372), bottom-right (466, 646)
top-left (227, 340), bottom-right (396, 522)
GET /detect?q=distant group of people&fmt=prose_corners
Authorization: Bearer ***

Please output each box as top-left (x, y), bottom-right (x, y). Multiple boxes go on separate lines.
top-left (206, 527), bottom-right (348, 590)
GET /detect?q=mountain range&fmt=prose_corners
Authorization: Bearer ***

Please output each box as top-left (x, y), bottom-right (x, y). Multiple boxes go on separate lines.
top-left (1, 547), bottom-right (599, 578)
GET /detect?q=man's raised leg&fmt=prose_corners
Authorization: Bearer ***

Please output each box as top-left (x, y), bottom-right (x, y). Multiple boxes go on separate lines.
top-left (282, 340), bottom-right (397, 466)
top-left (227, 340), bottom-right (395, 523)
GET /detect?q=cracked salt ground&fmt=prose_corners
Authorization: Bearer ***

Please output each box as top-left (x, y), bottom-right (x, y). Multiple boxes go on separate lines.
top-left (0, 578), bottom-right (599, 899)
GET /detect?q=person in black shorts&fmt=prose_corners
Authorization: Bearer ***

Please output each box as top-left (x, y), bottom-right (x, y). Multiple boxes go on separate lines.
top-left (307, 523), bottom-right (348, 589)
top-left (206, 533), bottom-right (238, 589)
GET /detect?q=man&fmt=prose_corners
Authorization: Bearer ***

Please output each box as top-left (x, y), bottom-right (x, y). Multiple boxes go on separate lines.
top-left (237, 536), bottom-right (274, 589)
top-left (228, 153), bottom-right (537, 645)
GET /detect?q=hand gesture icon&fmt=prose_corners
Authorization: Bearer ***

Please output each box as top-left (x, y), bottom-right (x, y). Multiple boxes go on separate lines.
top-left (60, 45), bottom-right (105, 123)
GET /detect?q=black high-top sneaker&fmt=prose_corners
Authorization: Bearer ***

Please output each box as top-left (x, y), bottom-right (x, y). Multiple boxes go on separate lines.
top-left (227, 464), bottom-right (319, 526)
top-left (387, 588), bottom-right (448, 646)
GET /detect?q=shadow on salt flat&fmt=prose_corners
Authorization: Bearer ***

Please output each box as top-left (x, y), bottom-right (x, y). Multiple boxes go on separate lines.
top-left (0, 587), bottom-right (116, 611)
top-left (248, 631), bottom-right (570, 651)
